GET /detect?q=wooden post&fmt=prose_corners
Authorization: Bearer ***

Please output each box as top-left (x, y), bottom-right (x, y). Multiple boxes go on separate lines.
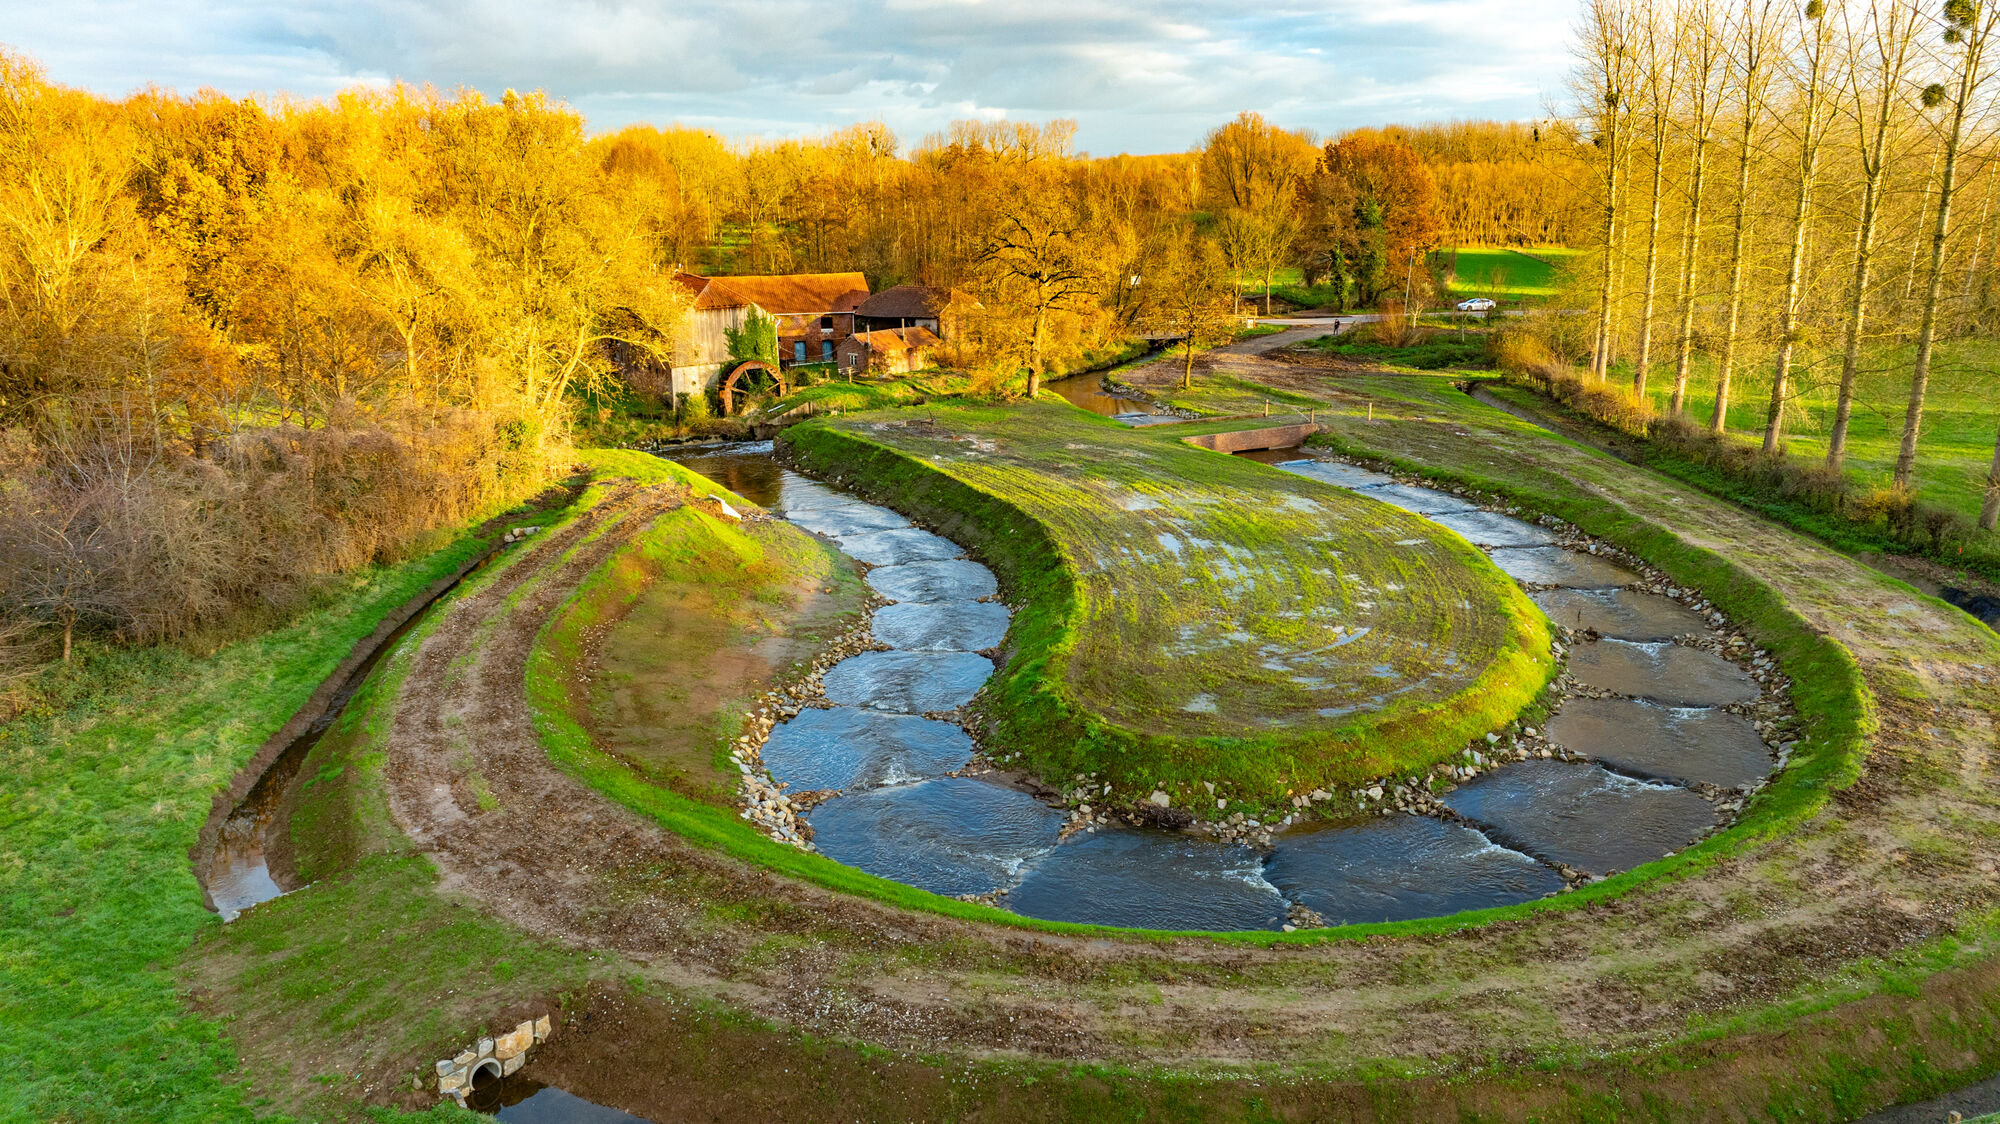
top-left (1263, 399), bottom-right (1270, 417)
top-left (1368, 401), bottom-right (1373, 421)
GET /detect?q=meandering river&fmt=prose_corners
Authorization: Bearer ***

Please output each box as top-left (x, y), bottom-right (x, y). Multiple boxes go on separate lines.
top-left (664, 440), bottom-right (1776, 931)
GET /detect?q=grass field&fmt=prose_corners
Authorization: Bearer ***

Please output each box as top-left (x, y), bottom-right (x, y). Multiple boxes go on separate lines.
top-left (1298, 327), bottom-right (1494, 371)
top-left (783, 402), bottom-right (1551, 803)
top-left (0, 496), bottom-right (513, 1121)
top-left (1437, 246), bottom-right (1580, 303)
top-left (1623, 339), bottom-right (1998, 525)
top-left (1243, 266), bottom-right (1350, 313)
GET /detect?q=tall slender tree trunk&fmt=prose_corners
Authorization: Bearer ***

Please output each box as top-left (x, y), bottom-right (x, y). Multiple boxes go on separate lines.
top-left (1895, 7), bottom-right (1991, 488)
top-left (1586, 0), bottom-right (1632, 385)
top-left (1903, 148), bottom-right (1939, 305)
top-left (1592, 154), bottom-right (1624, 382)
top-left (1829, 173), bottom-right (1886, 469)
top-left (1959, 173), bottom-right (1994, 318)
top-left (1672, 97), bottom-right (1720, 416)
top-left (1982, 421), bottom-right (2000, 531)
top-left (1829, 0), bottom-right (1912, 471)
top-left (1713, 103), bottom-right (1757, 434)
top-left (1029, 304), bottom-right (1046, 399)
top-left (1633, 123), bottom-right (1667, 397)
top-left (1763, 14), bottom-right (1828, 454)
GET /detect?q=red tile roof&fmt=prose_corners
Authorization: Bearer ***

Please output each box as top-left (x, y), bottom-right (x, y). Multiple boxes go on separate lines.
top-left (696, 272), bottom-right (870, 315)
top-left (853, 326), bottom-right (943, 353)
top-left (672, 271), bottom-right (752, 311)
top-left (855, 284), bottom-right (944, 320)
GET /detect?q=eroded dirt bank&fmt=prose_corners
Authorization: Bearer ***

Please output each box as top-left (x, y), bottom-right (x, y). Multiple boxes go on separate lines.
top-left (341, 402), bottom-right (2000, 1119)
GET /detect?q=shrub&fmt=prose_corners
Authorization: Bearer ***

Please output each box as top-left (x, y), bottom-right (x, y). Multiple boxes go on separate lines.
top-left (1501, 362), bottom-right (1652, 437)
top-left (1372, 301), bottom-right (1417, 348)
top-left (0, 410), bottom-right (557, 662)
top-left (1501, 366), bottom-right (1988, 567)
top-left (677, 389), bottom-right (714, 427)
top-left (1492, 330), bottom-right (1555, 374)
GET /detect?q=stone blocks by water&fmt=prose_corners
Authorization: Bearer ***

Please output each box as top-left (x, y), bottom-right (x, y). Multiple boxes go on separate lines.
top-left (1531, 589), bottom-right (1708, 641)
top-left (1547, 697), bottom-right (1773, 790)
top-left (1440, 759), bottom-right (1716, 874)
top-left (821, 650), bottom-right (994, 713)
top-left (1567, 639), bottom-right (1760, 706)
top-left (434, 1015), bottom-right (550, 1105)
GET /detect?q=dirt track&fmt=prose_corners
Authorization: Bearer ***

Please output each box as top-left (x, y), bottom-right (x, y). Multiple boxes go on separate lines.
top-left (373, 391), bottom-right (2000, 1094)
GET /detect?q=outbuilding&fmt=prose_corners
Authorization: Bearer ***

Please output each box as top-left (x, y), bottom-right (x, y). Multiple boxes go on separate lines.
top-left (836, 326), bottom-right (944, 377)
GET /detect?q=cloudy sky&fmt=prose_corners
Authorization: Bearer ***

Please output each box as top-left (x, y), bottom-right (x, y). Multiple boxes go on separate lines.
top-left (3, 0), bottom-right (1576, 154)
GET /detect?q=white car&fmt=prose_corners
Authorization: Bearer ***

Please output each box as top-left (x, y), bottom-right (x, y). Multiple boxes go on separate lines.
top-left (1456, 297), bottom-right (1497, 312)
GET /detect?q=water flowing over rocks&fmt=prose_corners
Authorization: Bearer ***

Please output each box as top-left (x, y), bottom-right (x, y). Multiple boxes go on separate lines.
top-left (1530, 587), bottom-right (1710, 641)
top-left (668, 444), bottom-right (1796, 930)
top-left (1264, 815), bottom-right (1566, 925)
top-left (1268, 453), bottom-right (1795, 894)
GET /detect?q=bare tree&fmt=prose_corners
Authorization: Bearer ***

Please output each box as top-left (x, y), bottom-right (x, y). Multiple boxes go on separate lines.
top-left (1579, 0), bottom-right (1639, 382)
top-left (1713, 0), bottom-right (1780, 434)
top-left (1828, 0), bottom-right (1921, 468)
top-left (1761, 0), bottom-right (1836, 453)
top-left (1, 483), bottom-right (113, 662)
top-left (1893, 0), bottom-right (1997, 488)
top-left (1671, 0), bottom-right (1729, 415)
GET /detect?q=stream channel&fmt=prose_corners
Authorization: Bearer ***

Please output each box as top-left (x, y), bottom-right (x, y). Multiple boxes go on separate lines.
top-left (666, 434), bottom-right (1778, 933)
top-left (205, 555), bottom-right (494, 921)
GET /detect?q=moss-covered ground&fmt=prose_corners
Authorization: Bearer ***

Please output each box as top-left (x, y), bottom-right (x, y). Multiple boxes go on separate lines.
top-left (782, 401), bottom-right (1552, 804)
top-left (514, 374), bottom-right (1995, 1118)
top-left (575, 507), bottom-right (865, 802)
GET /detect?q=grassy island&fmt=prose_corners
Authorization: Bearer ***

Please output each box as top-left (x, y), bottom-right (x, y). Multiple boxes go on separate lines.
top-left (781, 402), bottom-right (1553, 804)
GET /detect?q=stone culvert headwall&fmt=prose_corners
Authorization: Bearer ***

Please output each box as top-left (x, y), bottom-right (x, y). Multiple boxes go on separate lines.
top-left (435, 1015), bottom-right (551, 1105)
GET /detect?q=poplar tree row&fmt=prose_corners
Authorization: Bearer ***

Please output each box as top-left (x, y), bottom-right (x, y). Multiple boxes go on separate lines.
top-left (1572, 0), bottom-right (1999, 527)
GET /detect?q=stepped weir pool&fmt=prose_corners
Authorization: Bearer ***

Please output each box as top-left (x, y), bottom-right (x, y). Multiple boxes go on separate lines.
top-left (660, 442), bottom-right (1779, 931)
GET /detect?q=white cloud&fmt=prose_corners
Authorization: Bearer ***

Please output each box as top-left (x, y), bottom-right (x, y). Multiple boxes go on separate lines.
top-left (0, 0), bottom-right (1577, 152)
